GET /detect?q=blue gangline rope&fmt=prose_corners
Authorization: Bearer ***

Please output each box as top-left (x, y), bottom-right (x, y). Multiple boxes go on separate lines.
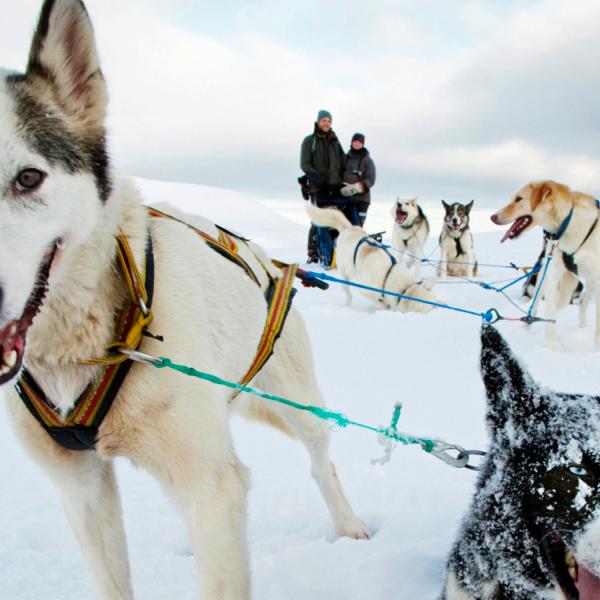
top-left (304, 271), bottom-right (500, 323)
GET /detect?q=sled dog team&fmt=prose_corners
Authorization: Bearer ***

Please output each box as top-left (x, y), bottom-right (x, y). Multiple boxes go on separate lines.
top-left (307, 198), bottom-right (478, 314)
top-left (2, 1), bottom-right (600, 599)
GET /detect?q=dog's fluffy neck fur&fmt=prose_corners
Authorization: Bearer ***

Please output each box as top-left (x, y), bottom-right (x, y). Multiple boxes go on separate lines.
top-left (25, 179), bottom-right (146, 414)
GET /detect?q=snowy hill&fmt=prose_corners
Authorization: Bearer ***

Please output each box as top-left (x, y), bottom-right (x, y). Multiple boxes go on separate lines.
top-left (1, 179), bottom-right (597, 599)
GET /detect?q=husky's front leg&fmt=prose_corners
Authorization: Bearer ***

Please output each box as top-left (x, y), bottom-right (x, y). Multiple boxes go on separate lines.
top-left (143, 395), bottom-right (251, 600)
top-left (178, 459), bottom-right (251, 600)
top-left (6, 401), bottom-right (134, 600)
top-left (60, 458), bottom-right (133, 600)
top-left (465, 252), bottom-right (476, 279)
top-left (543, 261), bottom-right (563, 350)
top-left (439, 246), bottom-right (448, 279)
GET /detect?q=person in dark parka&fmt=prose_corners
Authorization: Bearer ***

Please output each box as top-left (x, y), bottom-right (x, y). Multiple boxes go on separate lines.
top-left (341, 132), bottom-right (376, 226)
top-left (300, 109), bottom-right (346, 264)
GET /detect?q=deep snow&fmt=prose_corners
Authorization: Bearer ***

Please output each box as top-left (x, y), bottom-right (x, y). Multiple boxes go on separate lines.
top-left (0, 179), bottom-right (598, 599)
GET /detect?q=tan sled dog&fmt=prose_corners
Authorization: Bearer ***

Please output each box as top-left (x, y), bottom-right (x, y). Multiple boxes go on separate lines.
top-left (0, 1), bottom-right (369, 599)
top-left (491, 180), bottom-right (599, 349)
top-left (307, 204), bottom-right (438, 312)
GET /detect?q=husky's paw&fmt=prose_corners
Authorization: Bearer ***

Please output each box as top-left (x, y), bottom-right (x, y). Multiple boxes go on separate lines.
top-left (335, 518), bottom-right (372, 540)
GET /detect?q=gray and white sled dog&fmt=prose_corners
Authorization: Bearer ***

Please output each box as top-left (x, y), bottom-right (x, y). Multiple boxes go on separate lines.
top-left (306, 204), bottom-right (439, 312)
top-left (439, 200), bottom-right (478, 279)
top-left (0, 1), bottom-right (370, 599)
top-left (443, 325), bottom-right (600, 600)
top-left (391, 197), bottom-right (430, 280)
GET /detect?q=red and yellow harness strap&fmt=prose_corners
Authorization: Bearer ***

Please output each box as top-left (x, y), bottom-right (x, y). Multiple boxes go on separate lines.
top-left (148, 207), bottom-right (260, 285)
top-left (15, 232), bottom-right (155, 451)
top-left (233, 263), bottom-right (297, 397)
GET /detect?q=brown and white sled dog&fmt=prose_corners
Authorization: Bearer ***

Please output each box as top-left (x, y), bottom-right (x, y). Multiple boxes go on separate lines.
top-left (0, 1), bottom-right (369, 599)
top-left (491, 180), bottom-right (599, 349)
top-left (391, 197), bottom-right (430, 280)
top-left (306, 204), bottom-right (438, 312)
top-left (439, 201), bottom-right (478, 279)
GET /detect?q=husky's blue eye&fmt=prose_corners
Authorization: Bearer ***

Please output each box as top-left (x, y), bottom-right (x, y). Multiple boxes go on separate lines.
top-left (568, 464), bottom-right (590, 478)
top-left (15, 168), bottom-right (45, 193)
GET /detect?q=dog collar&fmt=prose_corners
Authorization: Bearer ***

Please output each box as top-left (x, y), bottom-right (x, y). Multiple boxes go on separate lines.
top-left (544, 205), bottom-right (574, 242)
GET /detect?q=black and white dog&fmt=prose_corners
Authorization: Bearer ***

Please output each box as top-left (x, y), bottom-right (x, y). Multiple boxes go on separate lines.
top-left (439, 200), bottom-right (477, 279)
top-left (443, 325), bottom-right (600, 599)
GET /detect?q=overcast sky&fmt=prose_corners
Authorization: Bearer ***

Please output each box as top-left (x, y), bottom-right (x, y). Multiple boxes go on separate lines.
top-left (3, 0), bottom-right (600, 205)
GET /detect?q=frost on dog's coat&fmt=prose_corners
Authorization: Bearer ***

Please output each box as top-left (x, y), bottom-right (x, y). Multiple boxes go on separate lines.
top-left (307, 204), bottom-right (439, 312)
top-left (443, 325), bottom-right (600, 600)
top-left (0, 1), bottom-right (369, 599)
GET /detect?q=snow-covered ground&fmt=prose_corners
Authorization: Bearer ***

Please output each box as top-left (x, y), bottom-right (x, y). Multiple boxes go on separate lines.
top-left (1, 179), bottom-right (598, 599)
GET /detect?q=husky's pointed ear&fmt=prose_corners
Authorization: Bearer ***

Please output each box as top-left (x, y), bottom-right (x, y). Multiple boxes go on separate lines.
top-left (27, 0), bottom-right (106, 127)
top-left (480, 324), bottom-right (535, 430)
top-left (442, 200), bottom-right (450, 212)
top-left (465, 200), bottom-right (474, 214)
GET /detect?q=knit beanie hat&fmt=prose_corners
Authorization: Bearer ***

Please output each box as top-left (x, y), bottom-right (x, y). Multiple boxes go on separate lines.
top-left (352, 132), bottom-right (365, 144)
top-left (317, 109), bottom-right (332, 122)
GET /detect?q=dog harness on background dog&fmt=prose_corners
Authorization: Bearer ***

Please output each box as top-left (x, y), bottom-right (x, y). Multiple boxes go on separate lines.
top-left (546, 199), bottom-right (600, 275)
top-left (15, 209), bottom-right (297, 451)
top-left (353, 236), bottom-right (405, 304)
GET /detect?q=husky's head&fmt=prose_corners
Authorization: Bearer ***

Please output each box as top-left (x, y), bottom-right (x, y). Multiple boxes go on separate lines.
top-left (491, 180), bottom-right (572, 243)
top-left (442, 200), bottom-right (473, 235)
top-left (445, 325), bottom-right (600, 599)
top-left (393, 197), bottom-right (420, 227)
top-left (0, 0), bottom-right (110, 383)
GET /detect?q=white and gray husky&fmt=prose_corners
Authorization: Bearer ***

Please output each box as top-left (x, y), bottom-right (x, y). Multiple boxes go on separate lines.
top-left (0, 1), bottom-right (369, 599)
top-left (391, 197), bottom-right (430, 280)
top-left (443, 325), bottom-right (600, 599)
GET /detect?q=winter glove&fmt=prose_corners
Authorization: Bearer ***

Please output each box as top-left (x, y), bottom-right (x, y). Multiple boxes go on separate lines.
top-left (340, 182), bottom-right (364, 197)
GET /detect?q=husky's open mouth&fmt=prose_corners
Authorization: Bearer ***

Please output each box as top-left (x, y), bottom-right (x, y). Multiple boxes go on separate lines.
top-left (0, 240), bottom-right (60, 385)
top-left (542, 532), bottom-right (600, 600)
top-left (501, 215), bottom-right (533, 243)
top-left (395, 209), bottom-right (408, 225)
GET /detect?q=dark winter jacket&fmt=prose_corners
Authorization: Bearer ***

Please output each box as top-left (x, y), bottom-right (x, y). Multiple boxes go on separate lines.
top-left (342, 148), bottom-right (376, 204)
top-left (300, 124), bottom-right (345, 190)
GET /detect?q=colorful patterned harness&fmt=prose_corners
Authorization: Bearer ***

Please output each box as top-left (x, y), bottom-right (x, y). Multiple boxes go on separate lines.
top-left (15, 209), bottom-right (297, 451)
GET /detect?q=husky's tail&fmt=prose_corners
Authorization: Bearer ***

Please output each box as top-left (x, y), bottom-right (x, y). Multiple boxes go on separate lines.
top-left (306, 204), bottom-right (353, 232)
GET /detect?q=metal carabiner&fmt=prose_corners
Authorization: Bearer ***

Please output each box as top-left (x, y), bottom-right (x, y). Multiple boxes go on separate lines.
top-left (119, 348), bottom-right (162, 366)
top-left (429, 442), bottom-right (471, 469)
top-left (456, 450), bottom-right (486, 471)
top-left (137, 295), bottom-right (150, 317)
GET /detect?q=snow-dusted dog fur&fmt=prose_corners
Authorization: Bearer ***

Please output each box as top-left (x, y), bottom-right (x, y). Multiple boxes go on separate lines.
top-left (306, 204), bottom-right (438, 312)
top-left (491, 180), bottom-right (598, 349)
top-left (0, 2), bottom-right (369, 599)
top-left (391, 197), bottom-right (430, 280)
top-left (439, 201), bottom-right (477, 279)
top-left (443, 325), bottom-right (600, 599)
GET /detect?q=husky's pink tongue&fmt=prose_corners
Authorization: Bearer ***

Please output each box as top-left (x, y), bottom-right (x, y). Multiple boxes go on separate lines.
top-left (579, 565), bottom-right (600, 599)
top-left (501, 216), bottom-right (531, 243)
